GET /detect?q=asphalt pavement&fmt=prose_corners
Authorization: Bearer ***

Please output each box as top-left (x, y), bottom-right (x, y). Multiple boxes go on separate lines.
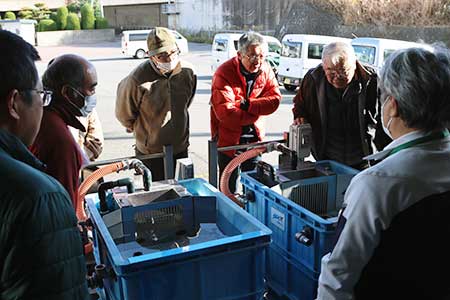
top-left (35, 40), bottom-right (296, 183)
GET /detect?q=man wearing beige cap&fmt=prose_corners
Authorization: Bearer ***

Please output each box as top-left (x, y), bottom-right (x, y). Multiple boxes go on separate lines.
top-left (116, 27), bottom-right (197, 181)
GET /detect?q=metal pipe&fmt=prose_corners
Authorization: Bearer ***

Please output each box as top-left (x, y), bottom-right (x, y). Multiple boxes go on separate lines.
top-left (98, 178), bottom-right (135, 213)
top-left (217, 139), bottom-right (285, 152)
top-left (163, 145), bottom-right (174, 179)
top-left (208, 140), bottom-right (218, 187)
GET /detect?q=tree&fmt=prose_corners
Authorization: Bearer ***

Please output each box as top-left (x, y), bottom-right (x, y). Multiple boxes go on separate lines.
top-left (4, 11), bottom-right (16, 20)
top-left (66, 13), bottom-right (81, 30)
top-left (80, 3), bottom-right (95, 30)
top-left (18, 3), bottom-right (51, 23)
top-left (18, 7), bottom-right (34, 19)
top-left (95, 17), bottom-right (108, 29)
top-left (56, 6), bottom-right (69, 30)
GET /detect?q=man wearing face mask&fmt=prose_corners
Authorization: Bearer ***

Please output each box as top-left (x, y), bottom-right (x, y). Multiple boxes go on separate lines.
top-left (317, 46), bottom-right (450, 300)
top-left (31, 54), bottom-right (98, 209)
top-left (116, 27), bottom-right (196, 181)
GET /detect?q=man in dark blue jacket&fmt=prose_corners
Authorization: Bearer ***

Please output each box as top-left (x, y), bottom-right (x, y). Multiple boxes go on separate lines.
top-left (0, 30), bottom-right (88, 300)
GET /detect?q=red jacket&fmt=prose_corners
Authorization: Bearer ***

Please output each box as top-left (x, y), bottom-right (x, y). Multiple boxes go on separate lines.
top-left (31, 109), bottom-right (84, 209)
top-left (210, 56), bottom-right (281, 156)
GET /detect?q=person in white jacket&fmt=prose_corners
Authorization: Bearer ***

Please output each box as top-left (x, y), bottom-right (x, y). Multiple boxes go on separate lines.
top-left (317, 46), bottom-right (450, 300)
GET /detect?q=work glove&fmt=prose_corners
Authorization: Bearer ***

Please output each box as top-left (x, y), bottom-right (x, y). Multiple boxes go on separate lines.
top-left (84, 137), bottom-right (103, 161)
top-left (240, 98), bottom-right (250, 111)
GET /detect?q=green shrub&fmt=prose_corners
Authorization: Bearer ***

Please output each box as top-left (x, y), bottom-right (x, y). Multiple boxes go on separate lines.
top-left (4, 11), bottom-right (16, 20)
top-left (38, 19), bottom-right (57, 32)
top-left (19, 7), bottom-right (34, 19)
top-left (66, 13), bottom-right (81, 30)
top-left (50, 12), bottom-right (58, 23)
top-left (67, 3), bottom-right (78, 13)
top-left (80, 3), bottom-right (95, 30)
top-left (56, 6), bottom-right (68, 30)
top-left (95, 17), bottom-right (108, 29)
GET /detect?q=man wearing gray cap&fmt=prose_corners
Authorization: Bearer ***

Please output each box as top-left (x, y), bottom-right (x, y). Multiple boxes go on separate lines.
top-left (116, 27), bottom-right (197, 181)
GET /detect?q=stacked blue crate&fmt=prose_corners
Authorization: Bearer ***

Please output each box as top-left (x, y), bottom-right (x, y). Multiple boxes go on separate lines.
top-left (87, 178), bottom-right (272, 300)
top-left (241, 161), bottom-right (359, 300)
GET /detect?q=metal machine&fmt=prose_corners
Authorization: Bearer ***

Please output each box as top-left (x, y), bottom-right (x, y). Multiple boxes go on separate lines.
top-left (250, 124), bottom-right (356, 217)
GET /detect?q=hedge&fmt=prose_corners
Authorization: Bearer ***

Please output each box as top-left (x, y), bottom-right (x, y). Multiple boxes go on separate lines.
top-left (50, 12), bottom-right (58, 23)
top-left (4, 11), bottom-right (16, 20)
top-left (66, 13), bottom-right (81, 30)
top-left (39, 19), bottom-right (57, 32)
top-left (56, 6), bottom-right (68, 30)
top-left (95, 17), bottom-right (108, 29)
top-left (80, 3), bottom-right (95, 30)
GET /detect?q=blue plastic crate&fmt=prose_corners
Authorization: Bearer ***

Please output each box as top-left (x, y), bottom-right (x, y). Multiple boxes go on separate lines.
top-left (87, 178), bottom-right (271, 300)
top-left (241, 161), bottom-right (358, 300)
top-left (267, 244), bottom-right (319, 300)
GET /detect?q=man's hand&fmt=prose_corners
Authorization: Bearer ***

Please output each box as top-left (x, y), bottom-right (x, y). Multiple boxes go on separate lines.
top-left (293, 117), bottom-right (307, 125)
top-left (84, 138), bottom-right (103, 160)
top-left (239, 98), bottom-right (250, 111)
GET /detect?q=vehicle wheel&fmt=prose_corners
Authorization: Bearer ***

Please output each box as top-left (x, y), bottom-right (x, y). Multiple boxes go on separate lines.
top-left (284, 84), bottom-right (297, 92)
top-left (135, 49), bottom-right (146, 59)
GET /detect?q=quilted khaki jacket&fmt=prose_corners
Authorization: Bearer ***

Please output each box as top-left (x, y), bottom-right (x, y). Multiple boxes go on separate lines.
top-left (115, 59), bottom-right (196, 155)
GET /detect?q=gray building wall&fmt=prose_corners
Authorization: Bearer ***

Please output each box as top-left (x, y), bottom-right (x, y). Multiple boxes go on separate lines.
top-left (104, 4), bottom-right (168, 29)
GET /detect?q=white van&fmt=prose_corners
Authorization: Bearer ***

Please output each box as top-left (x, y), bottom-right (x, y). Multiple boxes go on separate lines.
top-left (121, 29), bottom-right (189, 59)
top-left (211, 33), bottom-right (242, 72)
top-left (211, 33), bottom-right (282, 73)
top-left (351, 37), bottom-right (432, 74)
top-left (277, 34), bottom-right (351, 91)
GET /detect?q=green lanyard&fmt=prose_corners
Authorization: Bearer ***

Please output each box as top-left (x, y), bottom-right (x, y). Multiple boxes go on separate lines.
top-left (388, 129), bottom-right (450, 156)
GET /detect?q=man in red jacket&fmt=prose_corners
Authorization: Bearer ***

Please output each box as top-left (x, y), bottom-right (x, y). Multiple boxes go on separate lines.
top-left (31, 54), bottom-right (98, 210)
top-left (210, 32), bottom-right (281, 193)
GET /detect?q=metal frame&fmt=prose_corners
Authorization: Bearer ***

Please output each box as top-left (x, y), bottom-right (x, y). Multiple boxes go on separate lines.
top-left (208, 139), bottom-right (285, 187)
top-left (80, 145), bottom-right (175, 181)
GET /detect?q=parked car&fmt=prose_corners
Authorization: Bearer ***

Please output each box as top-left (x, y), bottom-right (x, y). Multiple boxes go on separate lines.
top-left (265, 35), bottom-right (282, 77)
top-left (277, 34), bottom-right (351, 91)
top-left (121, 29), bottom-right (189, 59)
top-left (351, 37), bottom-right (433, 73)
top-left (210, 32), bottom-right (282, 75)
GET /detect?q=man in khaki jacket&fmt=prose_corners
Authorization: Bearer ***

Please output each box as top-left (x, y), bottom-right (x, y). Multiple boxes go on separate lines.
top-left (116, 27), bottom-right (196, 181)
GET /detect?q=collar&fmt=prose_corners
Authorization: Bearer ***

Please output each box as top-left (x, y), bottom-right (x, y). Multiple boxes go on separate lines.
top-left (0, 129), bottom-right (46, 171)
top-left (239, 60), bottom-right (261, 80)
top-left (364, 129), bottom-right (448, 161)
top-left (47, 99), bottom-right (86, 132)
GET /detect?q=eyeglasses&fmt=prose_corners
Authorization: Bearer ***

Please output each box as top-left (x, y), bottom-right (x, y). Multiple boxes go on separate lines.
top-left (244, 53), bottom-right (265, 63)
top-left (20, 89), bottom-right (53, 106)
top-left (155, 49), bottom-right (180, 60)
top-left (324, 66), bottom-right (354, 78)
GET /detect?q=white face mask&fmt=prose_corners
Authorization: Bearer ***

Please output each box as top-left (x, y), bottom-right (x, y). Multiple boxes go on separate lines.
top-left (69, 86), bottom-right (97, 117)
top-left (80, 94), bottom-right (97, 117)
top-left (155, 57), bottom-right (179, 73)
top-left (381, 96), bottom-right (393, 139)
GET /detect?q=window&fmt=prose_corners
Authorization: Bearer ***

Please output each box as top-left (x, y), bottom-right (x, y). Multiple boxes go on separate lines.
top-left (268, 42), bottom-right (281, 54)
top-left (383, 49), bottom-right (396, 61)
top-left (308, 43), bottom-right (324, 59)
top-left (129, 33), bottom-right (149, 42)
top-left (213, 39), bottom-right (228, 52)
top-left (281, 41), bottom-right (302, 58)
top-left (353, 45), bottom-right (376, 65)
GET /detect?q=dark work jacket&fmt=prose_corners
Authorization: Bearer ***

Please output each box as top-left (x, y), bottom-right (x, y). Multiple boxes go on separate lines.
top-left (0, 129), bottom-right (88, 300)
top-left (292, 61), bottom-right (391, 160)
